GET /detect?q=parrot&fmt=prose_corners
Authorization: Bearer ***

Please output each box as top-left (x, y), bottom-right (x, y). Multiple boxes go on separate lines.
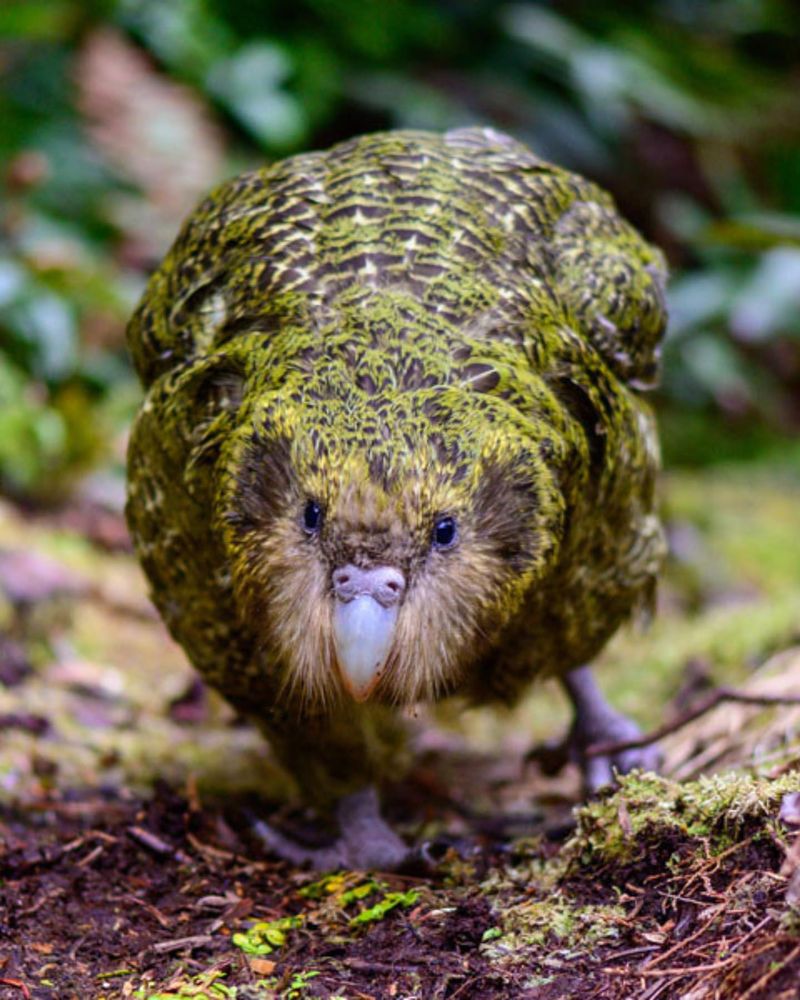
top-left (126, 127), bottom-right (667, 869)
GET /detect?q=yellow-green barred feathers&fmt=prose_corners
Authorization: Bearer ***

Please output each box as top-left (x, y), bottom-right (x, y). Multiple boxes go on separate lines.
top-left (126, 127), bottom-right (668, 803)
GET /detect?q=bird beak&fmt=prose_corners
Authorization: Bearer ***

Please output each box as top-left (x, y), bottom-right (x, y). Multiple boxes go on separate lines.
top-left (333, 595), bottom-right (398, 701)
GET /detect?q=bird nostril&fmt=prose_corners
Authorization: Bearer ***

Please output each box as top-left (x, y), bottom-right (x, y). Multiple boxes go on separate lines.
top-left (333, 565), bottom-right (405, 602)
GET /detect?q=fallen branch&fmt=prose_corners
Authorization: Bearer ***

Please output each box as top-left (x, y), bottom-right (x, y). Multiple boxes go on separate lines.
top-left (587, 687), bottom-right (800, 759)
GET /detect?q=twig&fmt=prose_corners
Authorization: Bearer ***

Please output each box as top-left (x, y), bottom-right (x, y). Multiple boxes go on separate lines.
top-left (127, 825), bottom-right (192, 865)
top-left (150, 934), bottom-right (215, 954)
top-left (0, 978), bottom-right (31, 999)
top-left (19, 886), bottom-right (65, 917)
top-left (185, 831), bottom-right (236, 862)
top-left (450, 974), bottom-right (483, 999)
top-left (602, 943), bottom-right (660, 963)
top-left (640, 903), bottom-right (725, 970)
top-left (341, 958), bottom-right (426, 973)
top-left (639, 936), bottom-right (793, 979)
top-left (76, 843), bottom-right (106, 868)
top-left (68, 934), bottom-right (89, 961)
top-left (587, 687), bottom-right (800, 758)
top-left (120, 892), bottom-right (172, 928)
top-left (638, 981), bottom-right (674, 1000)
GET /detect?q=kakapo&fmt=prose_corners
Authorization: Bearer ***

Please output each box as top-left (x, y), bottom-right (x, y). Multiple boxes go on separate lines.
top-left (126, 127), bottom-right (667, 869)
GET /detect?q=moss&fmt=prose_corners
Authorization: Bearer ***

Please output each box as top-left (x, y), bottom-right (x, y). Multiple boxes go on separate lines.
top-left (483, 896), bottom-right (625, 961)
top-left (477, 767), bottom-right (799, 972)
top-left (564, 770), bottom-right (800, 867)
top-left (676, 770), bottom-right (800, 833)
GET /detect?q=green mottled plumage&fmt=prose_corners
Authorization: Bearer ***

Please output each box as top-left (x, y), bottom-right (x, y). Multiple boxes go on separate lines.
top-left (126, 128), bottom-right (667, 805)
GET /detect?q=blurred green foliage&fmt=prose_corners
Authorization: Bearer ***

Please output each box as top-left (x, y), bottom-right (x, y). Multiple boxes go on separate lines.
top-left (1, 0), bottom-right (798, 499)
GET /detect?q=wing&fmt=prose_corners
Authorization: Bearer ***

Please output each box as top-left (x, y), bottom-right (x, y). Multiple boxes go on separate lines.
top-left (549, 197), bottom-right (668, 389)
top-left (126, 357), bottom-right (256, 696)
top-left (441, 127), bottom-right (668, 390)
top-left (126, 154), bottom-right (328, 389)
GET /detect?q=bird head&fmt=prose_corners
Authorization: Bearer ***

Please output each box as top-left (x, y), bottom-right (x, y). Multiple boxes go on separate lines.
top-left (220, 383), bottom-right (565, 711)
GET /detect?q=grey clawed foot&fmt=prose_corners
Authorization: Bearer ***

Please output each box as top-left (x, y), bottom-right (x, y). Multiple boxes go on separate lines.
top-left (250, 818), bottom-right (349, 870)
top-left (561, 664), bottom-right (662, 795)
top-left (252, 786), bottom-right (411, 871)
top-left (574, 711), bottom-right (662, 795)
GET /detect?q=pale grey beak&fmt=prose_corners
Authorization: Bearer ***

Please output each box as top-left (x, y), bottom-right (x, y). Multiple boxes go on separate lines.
top-left (331, 564), bottom-right (405, 701)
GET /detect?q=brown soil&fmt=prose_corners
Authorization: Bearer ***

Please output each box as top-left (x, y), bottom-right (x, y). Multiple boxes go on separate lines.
top-left (0, 784), bottom-right (507, 999)
top-left (2, 779), bottom-right (799, 999)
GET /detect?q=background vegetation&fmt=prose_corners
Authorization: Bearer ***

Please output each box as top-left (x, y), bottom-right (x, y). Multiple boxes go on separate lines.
top-left (1, 0), bottom-right (799, 500)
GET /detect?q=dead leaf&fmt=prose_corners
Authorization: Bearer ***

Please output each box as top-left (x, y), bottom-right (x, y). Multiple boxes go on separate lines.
top-left (249, 958), bottom-right (276, 975)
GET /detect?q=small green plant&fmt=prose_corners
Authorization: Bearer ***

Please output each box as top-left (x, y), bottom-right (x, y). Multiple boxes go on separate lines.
top-left (133, 968), bottom-right (237, 999)
top-left (299, 872), bottom-right (420, 928)
top-left (284, 970), bottom-right (320, 998)
top-left (349, 889), bottom-right (420, 926)
top-left (232, 915), bottom-right (304, 956)
top-left (298, 871), bottom-right (381, 901)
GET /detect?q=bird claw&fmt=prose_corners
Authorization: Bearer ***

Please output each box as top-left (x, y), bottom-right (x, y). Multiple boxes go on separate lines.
top-left (415, 834), bottom-right (476, 868)
top-left (251, 817), bottom-right (350, 870)
top-left (529, 716), bottom-right (660, 794)
top-left (251, 786), bottom-right (411, 871)
top-left (571, 711), bottom-right (662, 795)
top-left (529, 666), bottom-right (662, 795)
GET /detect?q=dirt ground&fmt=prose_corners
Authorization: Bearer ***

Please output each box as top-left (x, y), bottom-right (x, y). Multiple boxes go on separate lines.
top-left (1, 462), bottom-right (800, 999)
top-left (3, 761), bottom-right (800, 999)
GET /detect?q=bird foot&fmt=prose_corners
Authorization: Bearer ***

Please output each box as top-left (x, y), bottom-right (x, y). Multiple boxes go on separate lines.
top-left (532, 664), bottom-right (661, 795)
top-left (252, 786), bottom-right (411, 871)
top-left (569, 709), bottom-right (661, 795)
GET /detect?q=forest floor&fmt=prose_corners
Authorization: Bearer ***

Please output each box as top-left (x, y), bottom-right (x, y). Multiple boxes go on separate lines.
top-left (1, 459), bottom-right (800, 1000)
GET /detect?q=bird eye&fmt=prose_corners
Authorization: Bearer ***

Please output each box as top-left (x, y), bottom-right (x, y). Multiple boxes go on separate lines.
top-left (432, 515), bottom-right (458, 549)
top-left (303, 500), bottom-right (323, 533)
